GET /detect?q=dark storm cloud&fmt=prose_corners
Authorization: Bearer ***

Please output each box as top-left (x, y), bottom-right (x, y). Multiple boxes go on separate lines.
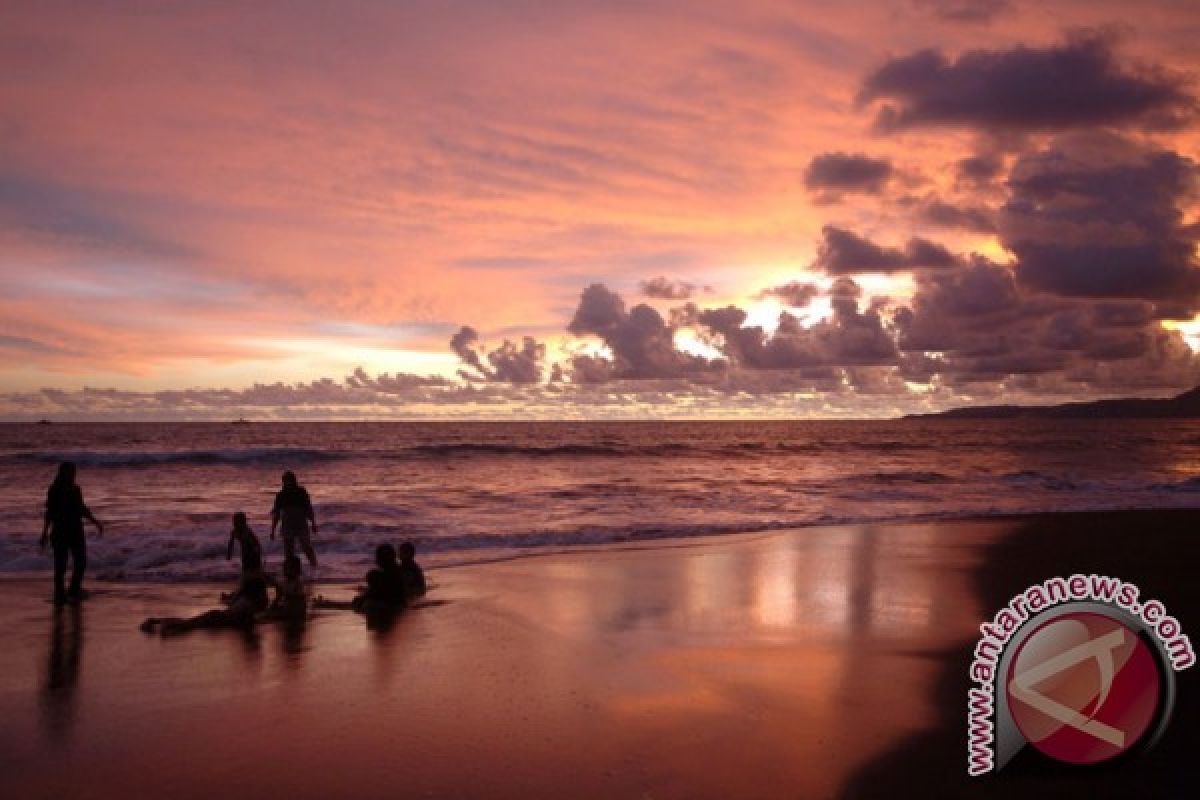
top-left (639, 276), bottom-right (704, 300)
top-left (893, 257), bottom-right (1072, 380)
top-left (910, 0), bottom-right (1011, 24)
top-left (692, 278), bottom-right (897, 369)
top-left (485, 337), bottom-right (546, 383)
top-left (566, 283), bottom-right (723, 382)
top-left (813, 225), bottom-right (960, 273)
top-left (891, 251), bottom-right (1200, 389)
top-left (450, 326), bottom-right (488, 377)
top-left (1040, 308), bottom-right (1153, 360)
top-left (803, 152), bottom-right (894, 195)
top-left (956, 153), bottom-right (1005, 186)
top-left (757, 281), bottom-right (820, 307)
top-left (858, 32), bottom-right (1196, 132)
top-left (918, 197), bottom-right (997, 233)
top-left (1090, 301), bottom-right (1156, 328)
top-left (450, 325), bottom-right (546, 383)
top-left (1001, 131), bottom-right (1200, 307)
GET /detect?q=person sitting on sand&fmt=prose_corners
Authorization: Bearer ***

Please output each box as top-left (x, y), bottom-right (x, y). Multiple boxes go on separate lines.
top-left (226, 512), bottom-right (263, 573)
top-left (271, 471), bottom-right (318, 569)
top-left (351, 544), bottom-right (407, 612)
top-left (398, 541), bottom-right (426, 600)
top-left (40, 462), bottom-right (105, 607)
top-left (141, 566), bottom-right (273, 635)
top-left (262, 555), bottom-right (308, 621)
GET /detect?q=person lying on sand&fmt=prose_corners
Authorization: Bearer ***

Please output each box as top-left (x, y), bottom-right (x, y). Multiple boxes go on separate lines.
top-left (226, 512), bottom-right (263, 573)
top-left (141, 563), bottom-right (283, 635)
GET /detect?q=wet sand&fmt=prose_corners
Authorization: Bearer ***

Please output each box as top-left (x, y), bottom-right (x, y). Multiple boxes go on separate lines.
top-left (1, 512), bottom-right (1196, 799)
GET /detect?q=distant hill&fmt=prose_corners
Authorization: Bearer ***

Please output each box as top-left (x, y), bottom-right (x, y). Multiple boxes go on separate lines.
top-left (907, 386), bottom-right (1200, 419)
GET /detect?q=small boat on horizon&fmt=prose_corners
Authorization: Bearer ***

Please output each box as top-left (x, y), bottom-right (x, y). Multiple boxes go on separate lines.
top-left (37, 419), bottom-right (52, 425)
top-left (232, 418), bottom-right (252, 425)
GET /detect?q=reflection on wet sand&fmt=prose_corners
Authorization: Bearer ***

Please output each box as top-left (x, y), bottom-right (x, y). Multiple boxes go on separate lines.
top-left (472, 524), bottom-right (996, 798)
top-left (280, 618), bottom-right (309, 661)
top-left (603, 525), bottom-right (973, 643)
top-left (41, 606), bottom-right (83, 743)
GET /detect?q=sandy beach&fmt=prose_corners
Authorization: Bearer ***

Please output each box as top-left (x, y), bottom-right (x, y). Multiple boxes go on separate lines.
top-left (1, 511), bottom-right (1197, 799)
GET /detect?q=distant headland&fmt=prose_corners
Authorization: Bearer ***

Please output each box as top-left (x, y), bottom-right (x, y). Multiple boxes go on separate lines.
top-left (907, 386), bottom-right (1200, 419)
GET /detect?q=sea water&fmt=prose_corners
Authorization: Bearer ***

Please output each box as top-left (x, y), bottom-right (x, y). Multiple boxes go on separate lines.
top-left (2, 419), bottom-right (1198, 581)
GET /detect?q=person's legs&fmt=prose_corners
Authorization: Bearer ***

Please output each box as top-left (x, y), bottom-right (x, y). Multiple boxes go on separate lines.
top-left (161, 609), bottom-right (233, 634)
top-left (289, 529), bottom-right (317, 568)
top-left (66, 535), bottom-right (87, 597)
top-left (51, 537), bottom-right (69, 604)
top-left (282, 532), bottom-right (297, 562)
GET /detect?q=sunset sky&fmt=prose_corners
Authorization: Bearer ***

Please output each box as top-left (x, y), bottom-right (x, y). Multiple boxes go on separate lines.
top-left (2, 0), bottom-right (1199, 419)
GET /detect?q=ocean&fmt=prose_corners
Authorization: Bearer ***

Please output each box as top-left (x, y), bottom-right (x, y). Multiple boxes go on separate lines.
top-left (2, 419), bottom-right (1198, 582)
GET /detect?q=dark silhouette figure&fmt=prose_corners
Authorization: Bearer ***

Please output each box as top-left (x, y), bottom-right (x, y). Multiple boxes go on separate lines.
top-left (352, 544), bottom-right (407, 611)
top-left (276, 556), bottom-right (311, 658)
top-left (398, 541), bottom-right (427, 599)
top-left (40, 462), bottom-right (104, 606)
top-left (141, 567), bottom-right (272, 635)
top-left (262, 555), bottom-right (309, 622)
top-left (141, 555), bottom-right (309, 636)
top-left (271, 471), bottom-right (318, 568)
top-left (226, 511), bottom-right (263, 572)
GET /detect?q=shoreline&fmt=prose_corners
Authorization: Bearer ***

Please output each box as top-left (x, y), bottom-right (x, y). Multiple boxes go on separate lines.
top-left (4, 506), bottom-right (1199, 586)
top-left (2, 509), bottom-right (1197, 798)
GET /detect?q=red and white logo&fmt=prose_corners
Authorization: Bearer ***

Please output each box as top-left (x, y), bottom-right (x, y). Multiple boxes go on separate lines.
top-left (1006, 612), bottom-right (1163, 765)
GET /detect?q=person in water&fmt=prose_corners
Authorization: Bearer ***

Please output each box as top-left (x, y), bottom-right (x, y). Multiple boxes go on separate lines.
top-left (352, 544), bottom-right (407, 611)
top-left (271, 471), bottom-right (318, 569)
top-left (226, 512), bottom-right (263, 573)
top-left (142, 566), bottom-right (273, 635)
top-left (398, 541), bottom-right (426, 599)
top-left (40, 462), bottom-right (104, 606)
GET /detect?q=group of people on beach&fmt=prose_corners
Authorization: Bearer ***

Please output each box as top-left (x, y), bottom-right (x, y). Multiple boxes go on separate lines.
top-left (39, 462), bottom-right (426, 633)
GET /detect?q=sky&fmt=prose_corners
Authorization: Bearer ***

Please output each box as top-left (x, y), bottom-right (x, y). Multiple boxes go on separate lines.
top-left (2, 0), bottom-right (1200, 419)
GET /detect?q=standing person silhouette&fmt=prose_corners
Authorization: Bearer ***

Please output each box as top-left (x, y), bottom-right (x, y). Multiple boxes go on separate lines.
top-left (226, 512), bottom-right (263, 573)
top-left (271, 471), bottom-right (318, 569)
top-left (39, 462), bottom-right (104, 606)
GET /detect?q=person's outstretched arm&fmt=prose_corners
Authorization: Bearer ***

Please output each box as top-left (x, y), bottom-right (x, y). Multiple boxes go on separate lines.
top-left (270, 495), bottom-right (280, 540)
top-left (81, 494), bottom-right (103, 537)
